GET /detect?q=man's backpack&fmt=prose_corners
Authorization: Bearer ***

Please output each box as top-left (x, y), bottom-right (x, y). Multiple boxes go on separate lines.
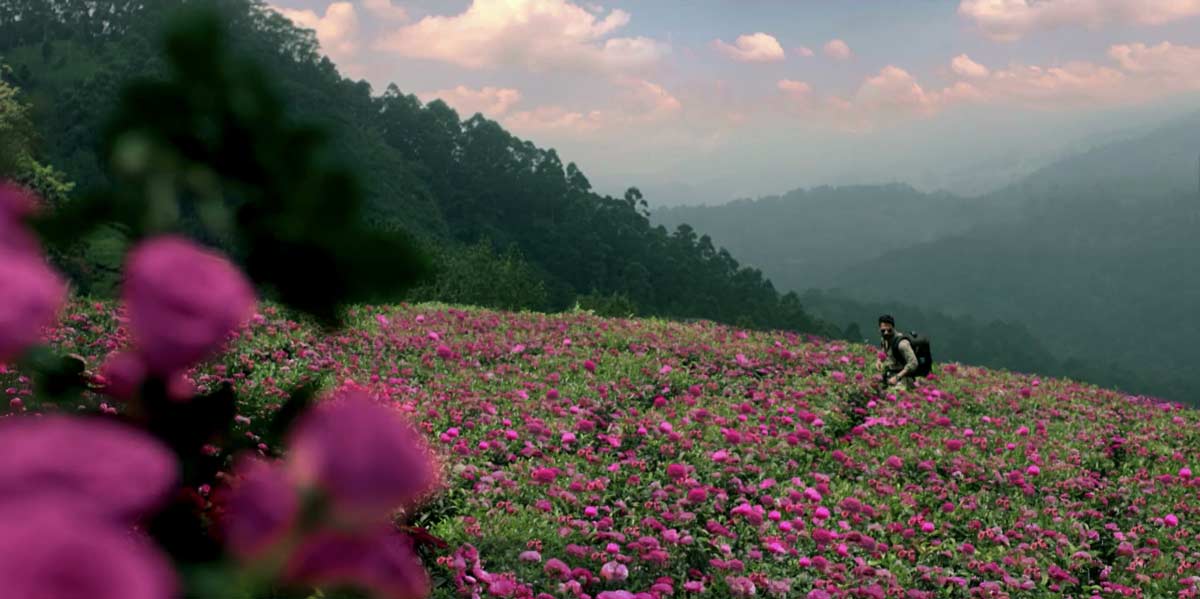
top-left (892, 332), bottom-right (933, 377)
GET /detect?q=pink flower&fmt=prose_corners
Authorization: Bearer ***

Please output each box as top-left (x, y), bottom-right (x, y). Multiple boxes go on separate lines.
top-left (286, 390), bottom-right (435, 520)
top-left (600, 561), bottom-right (629, 581)
top-left (519, 550), bottom-right (542, 562)
top-left (221, 456), bottom-right (300, 560)
top-left (584, 359), bottom-right (596, 372)
top-left (0, 415), bottom-right (176, 522)
top-left (543, 558), bottom-right (570, 580)
top-left (123, 236), bottom-right (255, 374)
top-left (814, 507), bottom-right (831, 520)
top-left (687, 488), bottom-right (708, 503)
top-left (921, 521), bottom-right (936, 533)
top-left (93, 350), bottom-right (138, 399)
top-left (1026, 465), bottom-right (1041, 476)
top-left (283, 527), bottom-right (430, 599)
top-left (0, 250), bottom-right (67, 362)
top-left (436, 344), bottom-right (453, 359)
top-left (1180, 467), bottom-right (1192, 479)
top-left (0, 501), bottom-right (177, 599)
top-left (667, 463), bottom-right (688, 481)
top-left (1165, 514), bottom-right (1180, 527)
top-left (532, 468), bottom-right (559, 484)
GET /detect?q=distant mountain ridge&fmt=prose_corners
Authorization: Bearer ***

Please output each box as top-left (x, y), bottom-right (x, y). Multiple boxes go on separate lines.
top-left (653, 110), bottom-right (1200, 402)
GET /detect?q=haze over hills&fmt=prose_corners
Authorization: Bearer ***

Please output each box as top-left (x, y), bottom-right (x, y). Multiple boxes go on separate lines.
top-left (653, 111), bottom-right (1200, 402)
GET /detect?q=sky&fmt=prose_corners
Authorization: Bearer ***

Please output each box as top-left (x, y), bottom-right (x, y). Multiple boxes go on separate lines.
top-left (268, 0), bottom-right (1200, 205)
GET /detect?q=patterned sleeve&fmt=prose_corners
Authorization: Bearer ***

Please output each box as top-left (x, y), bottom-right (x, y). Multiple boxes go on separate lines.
top-left (899, 339), bottom-right (918, 373)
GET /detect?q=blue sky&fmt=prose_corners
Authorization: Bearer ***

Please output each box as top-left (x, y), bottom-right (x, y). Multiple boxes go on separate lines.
top-left (269, 0), bottom-right (1200, 204)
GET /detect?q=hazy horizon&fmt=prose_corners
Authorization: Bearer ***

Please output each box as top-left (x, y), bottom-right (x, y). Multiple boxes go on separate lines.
top-left (268, 0), bottom-right (1200, 206)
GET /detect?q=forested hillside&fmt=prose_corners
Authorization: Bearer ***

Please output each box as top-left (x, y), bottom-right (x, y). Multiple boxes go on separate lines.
top-left (0, 0), bottom-right (836, 338)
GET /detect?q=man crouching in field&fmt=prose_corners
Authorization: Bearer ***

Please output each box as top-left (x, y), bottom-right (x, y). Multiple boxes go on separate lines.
top-left (876, 314), bottom-right (918, 392)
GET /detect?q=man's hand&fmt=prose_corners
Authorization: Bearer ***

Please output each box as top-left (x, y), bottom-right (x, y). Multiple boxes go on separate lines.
top-left (887, 376), bottom-right (898, 386)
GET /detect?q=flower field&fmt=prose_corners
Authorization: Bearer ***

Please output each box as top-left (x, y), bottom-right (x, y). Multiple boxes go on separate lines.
top-left (6, 299), bottom-right (1200, 599)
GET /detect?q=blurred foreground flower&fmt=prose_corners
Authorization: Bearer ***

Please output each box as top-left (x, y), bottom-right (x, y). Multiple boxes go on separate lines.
top-left (0, 501), bottom-right (178, 599)
top-left (123, 235), bottom-right (256, 376)
top-left (0, 247), bottom-right (67, 362)
top-left (0, 411), bottom-right (176, 522)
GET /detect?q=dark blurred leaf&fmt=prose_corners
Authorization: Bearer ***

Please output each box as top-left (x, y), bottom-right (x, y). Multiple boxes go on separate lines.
top-left (263, 381), bottom-right (318, 449)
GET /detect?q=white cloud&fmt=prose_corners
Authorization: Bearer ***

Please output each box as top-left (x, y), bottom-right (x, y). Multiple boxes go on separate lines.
top-left (714, 32), bottom-right (786, 62)
top-left (1108, 41), bottom-right (1200, 77)
top-left (375, 0), bottom-right (669, 74)
top-left (951, 54), bottom-right (991, 78)
top-left (959, 0), bottom-right (1200, 41)
top-left (777, 79), bottom-right (813, 101)
top-left (823, 39), bottom-right (853, 60)
top-left (796, 46), bottom-right (815, 57)
top-left (944, 43), bottom-right (1200, 108)
top-left (274, 2), bottom-right (359, 58)
top-left (419, 86), bottom-right (523, 118)
top-left (362, 0), bottom-right (408, 21)
top-left (503, 77), bottom-right (680, 135)
top-left (831, 42), bottom-right (1200, 129)
top-left (854, 66), bottom-right (940, 118)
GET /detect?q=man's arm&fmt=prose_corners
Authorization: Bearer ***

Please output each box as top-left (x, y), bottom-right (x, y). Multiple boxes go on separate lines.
top-left (895, 339), bottom-right (918, 377)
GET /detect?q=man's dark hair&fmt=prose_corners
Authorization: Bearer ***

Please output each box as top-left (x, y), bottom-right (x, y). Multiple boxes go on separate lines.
top-left (878, 314), bottom-right (895, 325)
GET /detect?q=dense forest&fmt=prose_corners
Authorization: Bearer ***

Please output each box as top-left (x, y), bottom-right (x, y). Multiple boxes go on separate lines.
top-left (0, 0), bottom-right (836, 338)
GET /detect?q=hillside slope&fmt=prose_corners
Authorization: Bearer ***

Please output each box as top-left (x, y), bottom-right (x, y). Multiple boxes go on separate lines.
top-left (10, 299), bottom-right (1198, 598)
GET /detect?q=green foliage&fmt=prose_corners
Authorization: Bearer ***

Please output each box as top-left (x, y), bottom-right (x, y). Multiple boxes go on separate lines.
top-left (574, 289), bottom-right (638, 318)
top-left (408, 238), bottom-right (549, 312)
top-left (29, 4), bottom-right (432, 325)
top-left (0, 64), bottom-right (73, 200)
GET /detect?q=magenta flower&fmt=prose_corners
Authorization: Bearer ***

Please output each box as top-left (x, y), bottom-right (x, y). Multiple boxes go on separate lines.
top-left (666, 463), bottom-right (688, 481)
top-left (0, 250), bottom-right (67, 362)
top-left (98, 351), bottom-right (149, 401)
top-left (284, 527), bottom-right (430, 599)
top-left (531, 467), bottom-right (559, 484)
top-left (0, 501), bottom-right (178, 599)
top-left (123, 235), bottom-right (256, 374)
top-left (221, 456), bottom-right (300, 560)
top-left (543, 558), bottom-right (570, 580)
top-left (0, 415), bottom-right (176, 522)
top-left (1165, 514), bottom-right (1180, 527)
top-left (286, 390), bottom-right (435, 520)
